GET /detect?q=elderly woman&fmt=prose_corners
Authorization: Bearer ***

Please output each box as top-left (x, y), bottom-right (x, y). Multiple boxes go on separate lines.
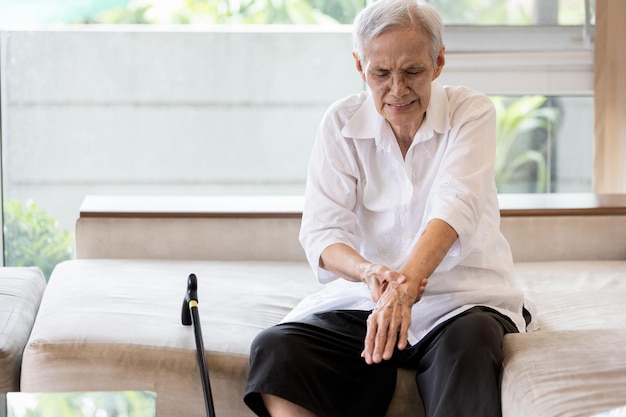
top-left (244, 1), bottom-right (532, 416)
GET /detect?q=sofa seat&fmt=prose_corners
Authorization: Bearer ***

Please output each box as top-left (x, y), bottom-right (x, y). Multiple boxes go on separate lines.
top-left (503, 329), bottom-right (626, 417)
top-left (21, 259), bottom-right (626, 417)
top-left (503, 261), bottom-right (626, 417)
top-left (0, 267), bottom-right (46, 392)
top-left (512, 261), bottom-right (626, 331)
top-left (21, 259), bottom-right (323, 417)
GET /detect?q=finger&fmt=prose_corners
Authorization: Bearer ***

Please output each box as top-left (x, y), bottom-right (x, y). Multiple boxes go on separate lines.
top-left (396, 308), bottom-right (411, 351)
top-left (362, 311), bottom-right (378, 364)
top-left (415, 278), bottom-right (429, 302)
top-left (372, 307), bottom-right (392, 363)
top-left (378, 279), bottom-right (389, 296)
top-left (370, 283), bottom-right (381, 302)
top-left (382, 311), bottom-right (400, 360)
top-left (366, 276), bottom-right (383, 302)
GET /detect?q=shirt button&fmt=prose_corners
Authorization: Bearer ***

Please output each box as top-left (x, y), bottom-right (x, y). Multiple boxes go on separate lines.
top-left (402, 232), bottom-right (411, 240)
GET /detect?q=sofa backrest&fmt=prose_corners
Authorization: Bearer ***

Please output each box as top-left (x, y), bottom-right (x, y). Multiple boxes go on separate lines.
top-left (75, 194), bottom-right (626, 262)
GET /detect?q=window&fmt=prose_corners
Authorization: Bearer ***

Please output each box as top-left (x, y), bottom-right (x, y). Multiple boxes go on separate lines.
top-left (0, 0), bottom-right (594, 275)
top-left (432, 0), bottom-right (592, 25)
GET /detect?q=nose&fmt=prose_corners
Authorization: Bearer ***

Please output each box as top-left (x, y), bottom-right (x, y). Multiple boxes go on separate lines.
top-left (390, 72), bottom-right (409, 96)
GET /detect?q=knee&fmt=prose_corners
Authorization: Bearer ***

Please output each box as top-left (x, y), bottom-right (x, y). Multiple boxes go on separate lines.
top-left (250, 325), bottom-right (289, 354)
top-left (439, 312), bottom-right (506, 364)
top-left (250, 323), bottom-right (306, 363)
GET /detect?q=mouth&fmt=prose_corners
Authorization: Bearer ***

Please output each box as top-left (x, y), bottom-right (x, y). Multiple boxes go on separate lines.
top-left (387, 99), bottom-right (416, 110)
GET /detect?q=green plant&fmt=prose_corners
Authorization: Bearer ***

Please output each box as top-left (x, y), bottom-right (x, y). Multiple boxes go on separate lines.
top-left (78, 0), bottom-right (363, 24)
top-left (3, 199), bottom-right (74, 280)
top-left (492, 95), bottom-right (560, 193)
top-left (8, 391), bottom-right (156, 417)
top-left (432, 0), bottom-right (531, 25)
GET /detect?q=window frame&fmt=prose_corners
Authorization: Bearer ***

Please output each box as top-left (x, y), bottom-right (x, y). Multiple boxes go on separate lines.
top-left (440, 25), bottom-right (593, 95)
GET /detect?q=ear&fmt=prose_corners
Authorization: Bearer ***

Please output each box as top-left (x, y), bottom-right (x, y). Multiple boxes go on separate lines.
top-left (353, 51), bottom-right (367, 83)
top-left (432, 45), bottom-right (446, 81)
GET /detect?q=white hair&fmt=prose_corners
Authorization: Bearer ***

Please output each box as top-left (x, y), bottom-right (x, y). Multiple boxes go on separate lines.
top-left (353, 0), bottom-right (444, 64)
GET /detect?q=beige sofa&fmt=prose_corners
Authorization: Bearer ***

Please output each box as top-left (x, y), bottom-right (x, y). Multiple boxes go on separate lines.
top-left (0, 267), bottom-right (46, 393)
top-left (21, 194), bottom-right (626, 417)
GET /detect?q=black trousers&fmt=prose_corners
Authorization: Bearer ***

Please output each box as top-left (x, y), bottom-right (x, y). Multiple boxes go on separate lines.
top-left (244, 306), bottom-right (519, 417)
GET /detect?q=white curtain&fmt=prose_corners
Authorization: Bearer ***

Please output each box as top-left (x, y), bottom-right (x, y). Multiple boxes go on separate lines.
top-left (593, 0), bottom-right (626, 193)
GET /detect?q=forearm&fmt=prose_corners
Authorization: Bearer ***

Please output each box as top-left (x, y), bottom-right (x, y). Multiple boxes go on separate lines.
top-left (319, 243), bottom-right (372, 283)
top-left (400, 218), bottom-right (458, 287)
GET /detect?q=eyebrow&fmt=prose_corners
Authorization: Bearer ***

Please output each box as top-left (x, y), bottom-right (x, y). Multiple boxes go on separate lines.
top-left (368, 64), bottom-right (426, 72)
top-left (404, 64), bottom-right (427, 70)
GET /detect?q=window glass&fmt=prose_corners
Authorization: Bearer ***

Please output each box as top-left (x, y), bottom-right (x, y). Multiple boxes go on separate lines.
top-left (430, 0), bottom-right (590, 26)
top-left (0, 0), bottom-right (592, 26)
top-left (492, 95), bottom-right (593, 193)
top-left (6, 391), bottom-right (156, 417)
top-left (0, 0), bottom-right (595, 278)
top-left (0, 0), bottom-right (129, 25)
top-left (0, 0), bottom-right (366, 25)
top-left (79, 0), bottom-right (365, 25)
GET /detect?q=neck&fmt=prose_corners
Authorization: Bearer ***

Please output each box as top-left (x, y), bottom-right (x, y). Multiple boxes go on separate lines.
top-left (396, 136), bottom-right (413, 159)
top-left (390, 114), bottom-right (425, 158)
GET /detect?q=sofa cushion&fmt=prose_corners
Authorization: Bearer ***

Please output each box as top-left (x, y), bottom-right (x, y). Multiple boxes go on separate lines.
top-left (21, 259), bottom-right (626, 417)
top-left (513, 261), bottom-right (626, 331)
top-left (0, 267), bottom-right (46, 392)
top-left (502, 329), bottom-right (626, 417)
top-left (502, 261), bottom-right (626, 417)
top-left (21, 259), bottom-right (320, 416)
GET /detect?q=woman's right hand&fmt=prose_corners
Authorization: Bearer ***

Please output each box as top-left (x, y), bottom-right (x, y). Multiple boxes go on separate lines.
top-left (361, 264), bottom-right (407, 302)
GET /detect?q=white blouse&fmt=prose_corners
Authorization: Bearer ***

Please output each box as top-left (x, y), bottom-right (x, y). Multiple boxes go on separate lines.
top-left (286, 81), bottom-right (532, 344)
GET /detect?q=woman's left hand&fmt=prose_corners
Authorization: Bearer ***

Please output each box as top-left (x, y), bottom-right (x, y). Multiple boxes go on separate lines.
top-left (361, 276), bottom-right (427, 364)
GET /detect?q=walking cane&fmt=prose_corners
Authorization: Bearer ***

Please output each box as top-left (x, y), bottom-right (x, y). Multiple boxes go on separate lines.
top-left (181, 273), bottom-right (217, 417)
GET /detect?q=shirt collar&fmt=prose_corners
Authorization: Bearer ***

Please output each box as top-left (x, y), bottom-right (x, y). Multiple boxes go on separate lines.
top-left (341, 81), bottom-right (450, 145)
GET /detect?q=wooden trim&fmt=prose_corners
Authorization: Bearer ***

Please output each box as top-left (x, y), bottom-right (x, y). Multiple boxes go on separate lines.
top-left (498, 193), bottom-right (626, 216)
top-left (79, 194), bottom-right (626, 219)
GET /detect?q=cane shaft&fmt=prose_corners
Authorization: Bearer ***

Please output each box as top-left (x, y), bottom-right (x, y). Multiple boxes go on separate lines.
top-left (190, 303), bottom-right (216, 417)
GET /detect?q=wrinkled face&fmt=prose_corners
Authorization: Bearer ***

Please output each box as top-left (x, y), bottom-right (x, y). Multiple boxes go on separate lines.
top-left (354, 27), bottom-right (445, 140)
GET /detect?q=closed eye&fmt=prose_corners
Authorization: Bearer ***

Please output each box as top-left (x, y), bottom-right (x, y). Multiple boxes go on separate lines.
top-left (372, 70), bottom-right (390, 78)
top-left (405, 67), bottom-right (425, 76)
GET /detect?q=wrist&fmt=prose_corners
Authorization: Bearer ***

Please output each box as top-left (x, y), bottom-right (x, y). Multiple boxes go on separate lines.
top-left (406, 276), bottom-right (428, 304)
top-left (358, 262), bottom-right (377, 284)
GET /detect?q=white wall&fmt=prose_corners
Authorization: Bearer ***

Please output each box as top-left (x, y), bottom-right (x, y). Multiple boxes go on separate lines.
top-left (1, 27), bottom-right (360, 229)
top-left (0, 26), bottom-right (593, 231)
